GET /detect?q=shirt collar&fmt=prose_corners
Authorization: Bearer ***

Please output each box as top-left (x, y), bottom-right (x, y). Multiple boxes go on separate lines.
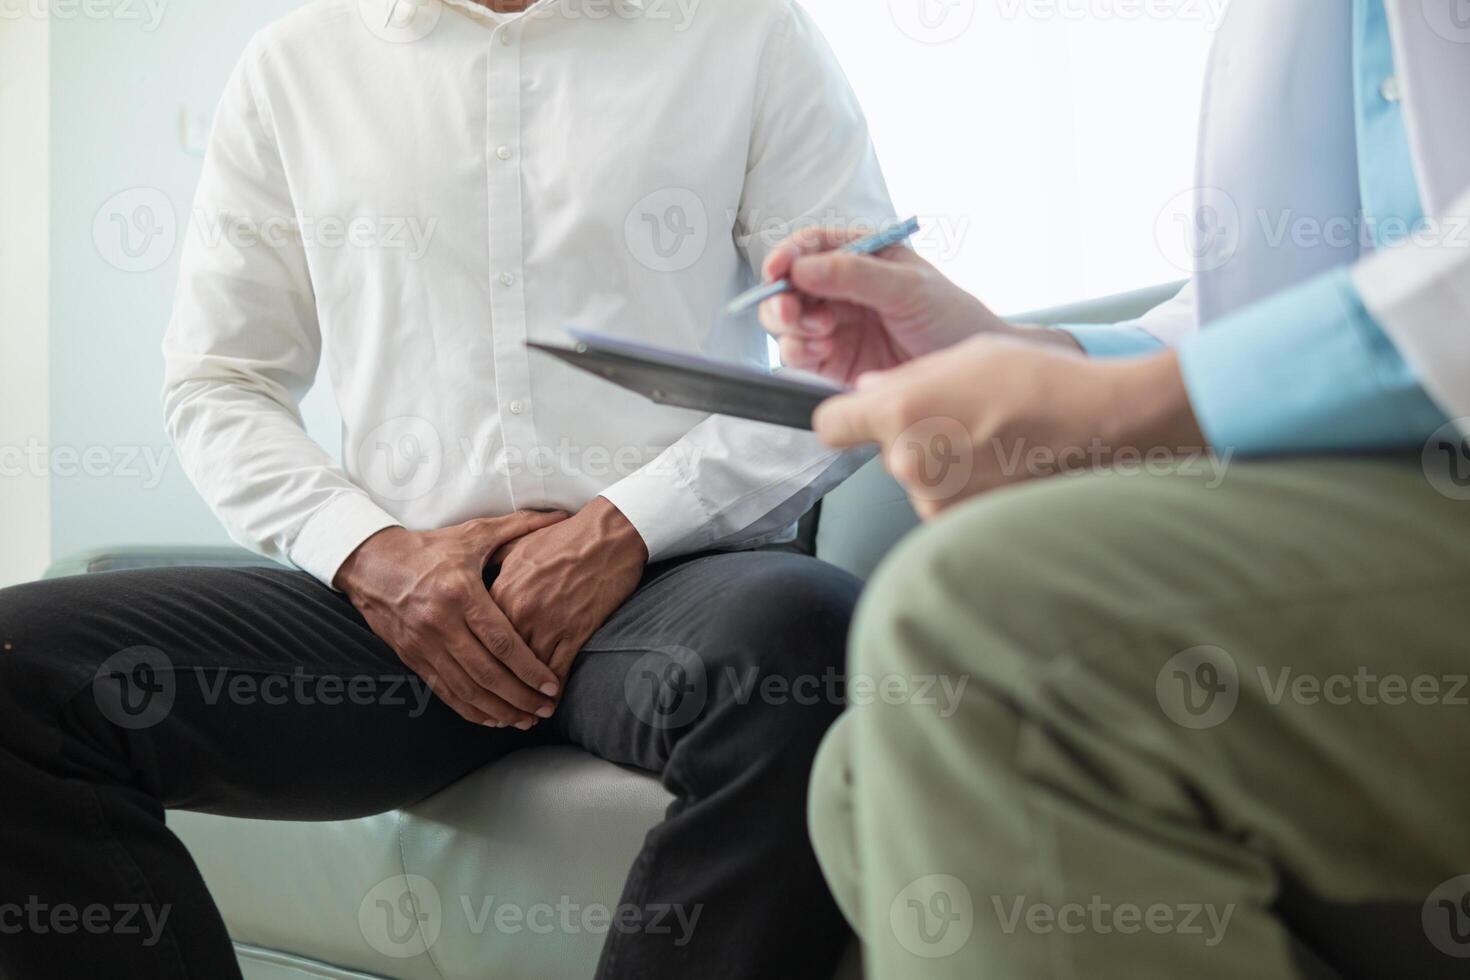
top-left (438, 0), bottom-right (649, 22)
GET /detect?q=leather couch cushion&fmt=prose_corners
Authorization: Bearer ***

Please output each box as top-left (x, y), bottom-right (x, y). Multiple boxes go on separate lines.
top-left (170, 748), bottom-right (674, 980)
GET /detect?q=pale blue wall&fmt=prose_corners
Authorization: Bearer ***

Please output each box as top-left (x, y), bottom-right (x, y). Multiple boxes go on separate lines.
top-left (49, 0), bottom-right (340, 559)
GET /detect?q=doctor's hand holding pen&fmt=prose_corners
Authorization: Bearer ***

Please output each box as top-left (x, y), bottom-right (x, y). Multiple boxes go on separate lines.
top-left (757, 226), bottom-right (1085, 382)
top-left (757, 226), bottom-right (1210, 520)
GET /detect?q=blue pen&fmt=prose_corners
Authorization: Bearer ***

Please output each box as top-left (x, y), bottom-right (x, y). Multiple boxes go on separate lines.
top-left (723, 216), bottom-right (922, 317)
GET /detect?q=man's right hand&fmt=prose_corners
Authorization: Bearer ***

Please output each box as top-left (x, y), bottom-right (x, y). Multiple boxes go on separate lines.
top-left (334, 512), bottom-right (568, 729)
top-left (757, 227), bottom-right (1081, 386)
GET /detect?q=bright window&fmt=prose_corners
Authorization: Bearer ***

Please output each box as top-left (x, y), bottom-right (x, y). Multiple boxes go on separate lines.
top-left (802, 0), bottom-right (1219, 314)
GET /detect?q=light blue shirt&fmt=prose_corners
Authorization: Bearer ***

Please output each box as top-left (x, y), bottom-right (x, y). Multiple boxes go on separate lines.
top-left (1068, 0), bottom-right (1448, 453)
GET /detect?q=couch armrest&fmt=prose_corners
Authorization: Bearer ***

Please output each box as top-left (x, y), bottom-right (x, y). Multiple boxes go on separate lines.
top-left (43, 546), bottom-right (280, 579)
top-left (1013, 280), bottom-right (1187, 326)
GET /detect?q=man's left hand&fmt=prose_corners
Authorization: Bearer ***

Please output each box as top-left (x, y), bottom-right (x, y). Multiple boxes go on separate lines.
top-left (813, 335), bottom-right (1211, 520)
top-left (490, 496), bottom-right (649, 691)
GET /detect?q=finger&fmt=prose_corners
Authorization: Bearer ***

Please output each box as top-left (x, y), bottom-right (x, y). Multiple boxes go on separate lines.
top-left (420, 655), bottom-right (532, 728)
top-left (787, 336), bottom-right (839, 371)
top-left (448, 625), bottom-right (554, 721)
top-left (789, 251), bottom-right (922, 313)
top-left (415, 668), bottom-right (494, 725)
top-left (776, 333), bottom-right (834, 371)
top-left (782, 225), bottom-right (878, 258)
top-left (465, 591), bottom-right (562, 698)
top-left (854, 350), bottom-right (934, 391)
top-left (799, 302), bottom-right (839, 337)
top-left (912, 497), bottom-right (942, 522)
top-left (812, 392), bottom-right (882, 449)
top-left (758, 291), bottom-right (806, 339)
top-left (762, 244), bottom-right (798, 284)
top-left (763, 225), bottom-right (893, 287)
top-left (469, 509), bottom-right (568, 554)
top-left (546, 639), bottom-right (581, 693)
top-left (778, 336), bottom-right (811, 370)
top-left (855, 369), bottom-right (899, 391)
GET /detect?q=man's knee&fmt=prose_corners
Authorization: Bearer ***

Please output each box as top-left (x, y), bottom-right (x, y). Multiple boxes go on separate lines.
top-left (711, 553), bottom-right (859, 676)
top-left (0, 573), bottom-right (197, 774)
top-left (694, 553), bottom-right (861, 739)
top-left (849, 488), bottom-right (1034, 686)
top-left (0, 579), bottom-right (110, 771)
top-left (808, 717), bottom-right (863, 930)
top-left (851, 472), bottom-right (1198, 683)
top-left (0, 577), bottom-right (95, 702)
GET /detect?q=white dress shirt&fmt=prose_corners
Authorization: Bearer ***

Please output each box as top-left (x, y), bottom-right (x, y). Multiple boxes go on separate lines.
top-left (162, 0), bottom-right (894, 586)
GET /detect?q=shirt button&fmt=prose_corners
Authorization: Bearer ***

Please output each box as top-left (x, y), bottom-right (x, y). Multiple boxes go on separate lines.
top-left (499, 272), bottom-right (515, 287)
top-left (508, 399), bottom-right (525, 416)
top-left (500, 31), bottom-right (514, 46)
top-left (1380, 75), bottom-right (1401, 104)
top-left (387, 0), bottom-right (419, 25)
top-left (496, 145), bottom-right (513, 161)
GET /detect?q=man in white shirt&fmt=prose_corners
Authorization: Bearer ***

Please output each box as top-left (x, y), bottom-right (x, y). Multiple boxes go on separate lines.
top-left (0, 0), bottom-right (893, 976)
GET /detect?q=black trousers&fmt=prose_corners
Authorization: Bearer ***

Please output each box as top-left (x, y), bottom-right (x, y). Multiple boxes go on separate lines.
top-left (0, 550), bottom-right (859, 979)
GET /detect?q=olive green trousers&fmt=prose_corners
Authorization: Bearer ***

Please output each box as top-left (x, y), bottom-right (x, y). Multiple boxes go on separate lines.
top-left (809, 457), bottom-right (1470, 979)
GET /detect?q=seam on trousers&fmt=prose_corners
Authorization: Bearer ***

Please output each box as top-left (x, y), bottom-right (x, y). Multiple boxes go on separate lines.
top-left (593, 815), bottom-right (664, 980)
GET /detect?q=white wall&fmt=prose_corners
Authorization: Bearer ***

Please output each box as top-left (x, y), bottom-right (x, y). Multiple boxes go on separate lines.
top-left (803, 0), bottom-right (1218, 313)
top-left (46, 0), bottom-right (332, 565)
top-left (0, 13), bottom-right (52, 587)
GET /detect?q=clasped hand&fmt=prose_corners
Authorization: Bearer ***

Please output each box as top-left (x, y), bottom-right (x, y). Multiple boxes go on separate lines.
top-left (336, 497), bottom-right (646, 727)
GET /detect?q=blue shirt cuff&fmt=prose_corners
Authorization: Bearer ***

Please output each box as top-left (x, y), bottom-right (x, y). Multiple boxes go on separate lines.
top-left (1178, 267), bottom-right (1447, 455)
top-left (1059, 324), bottom-right (1166, 359)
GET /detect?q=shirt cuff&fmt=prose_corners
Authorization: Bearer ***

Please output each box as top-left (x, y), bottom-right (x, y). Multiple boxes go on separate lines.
top-left (289, 492), bottom-right (403, 589)
top-left (1059, 324), bottom-right (1167, 358)
top-left (598, 461), bottom-right (715, 563)
top-left (1178, 267), bottom-right (1448, 456)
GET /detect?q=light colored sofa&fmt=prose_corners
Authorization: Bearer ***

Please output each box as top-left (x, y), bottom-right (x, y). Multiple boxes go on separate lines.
top-left (44, 283), bottom-right (1182, 980)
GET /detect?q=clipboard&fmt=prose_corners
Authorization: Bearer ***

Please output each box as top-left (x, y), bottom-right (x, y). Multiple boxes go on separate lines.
top-left (527, 327), bottom-right (846, 431)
